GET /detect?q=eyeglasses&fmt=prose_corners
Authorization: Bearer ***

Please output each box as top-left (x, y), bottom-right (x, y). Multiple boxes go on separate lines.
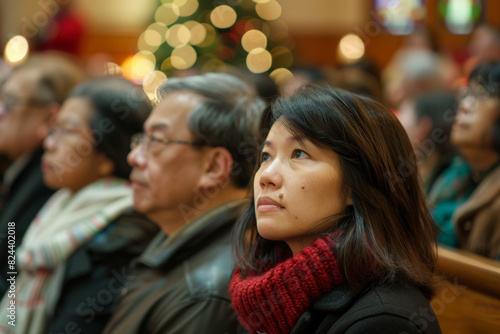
top-left (47, 125), bottom-right (92, 141)
top-left (0, 93), bottom-right (43, 114)
top-left (130, 132), bottom-right (202, 153)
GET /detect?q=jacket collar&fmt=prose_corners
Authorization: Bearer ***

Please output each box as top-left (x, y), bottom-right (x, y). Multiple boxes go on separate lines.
top-left (454, 164), bottom-right (500, 222)
top-left (311, 283), bottom-right (364, 313)
top-left (138, 198), bottom-right (249, 268)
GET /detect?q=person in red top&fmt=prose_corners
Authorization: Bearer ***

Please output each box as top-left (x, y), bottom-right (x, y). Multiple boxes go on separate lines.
top-left (230, 86), bottom-right (442, 334)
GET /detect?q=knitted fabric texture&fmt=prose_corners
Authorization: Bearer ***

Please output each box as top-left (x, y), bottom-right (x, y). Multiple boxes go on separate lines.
top-left (229, 237), bottom-right (344, 334)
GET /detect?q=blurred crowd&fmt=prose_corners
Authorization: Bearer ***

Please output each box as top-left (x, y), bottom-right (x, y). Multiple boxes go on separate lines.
top-left (0, 21), bottom-right (499, 333)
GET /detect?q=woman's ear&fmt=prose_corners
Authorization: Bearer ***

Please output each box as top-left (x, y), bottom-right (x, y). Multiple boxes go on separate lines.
top-left (97, 154), bottom-right (115, 177)
top-left (198, 147), bottom-right (233, 189)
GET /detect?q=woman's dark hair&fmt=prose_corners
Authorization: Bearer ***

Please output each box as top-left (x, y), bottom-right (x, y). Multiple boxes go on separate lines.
top-left (234, 85), bottom-right (439, 299)
top-left (468, 62), bottom-right (500, 152)
top-left (70, 77), bottom-right (151, 179)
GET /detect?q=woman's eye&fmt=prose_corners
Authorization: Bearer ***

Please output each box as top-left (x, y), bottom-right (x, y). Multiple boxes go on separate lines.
top-left (293, 149), bottom-right (309, 159)
top-left (260, 152), bottom-right (271, 163)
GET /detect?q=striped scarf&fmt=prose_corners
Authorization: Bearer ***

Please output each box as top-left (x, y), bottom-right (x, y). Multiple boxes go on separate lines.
top-left (0, 177), bottom-right (133, 334)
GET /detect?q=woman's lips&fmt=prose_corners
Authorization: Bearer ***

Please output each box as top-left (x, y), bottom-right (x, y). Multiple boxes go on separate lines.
top-left (256, 196), bottom-right (284, 213)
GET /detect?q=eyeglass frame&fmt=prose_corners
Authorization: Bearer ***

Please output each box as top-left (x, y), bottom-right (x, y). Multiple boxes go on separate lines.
top-left (0, 93), bottom-right (48, 114)
top-left (130, 132), bottom-right (206, 152)
top-left (46, 124), bottom-right (94, 142)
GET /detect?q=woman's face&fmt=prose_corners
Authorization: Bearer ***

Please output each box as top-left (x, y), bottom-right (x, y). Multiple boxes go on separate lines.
top-left (451, 89), bottom-right (500, 151)
top-left (42, 97), bottom-right (113, 193)
top-left (254, 118), bottom-right (349, 254)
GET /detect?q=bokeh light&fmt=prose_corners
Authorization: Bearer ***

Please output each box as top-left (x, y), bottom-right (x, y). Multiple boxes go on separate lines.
top-left (4, 35), bottom-right (29, 66)
top-left (130, 51), bottom-right (156, 84)
top-left (338, 34), bottom-right (365, 61)
top-left (143, 70), bottom-right (168, 100)
top-left (201, 58), bottom-right (227, 73)
top-left (155, 4), bottom-right (180, 26)
top-left (242, 29), bottom-right (267, 52)
top-left (255, 0), bottom-right (281, 21)
top-left (246, 48), bottom-right (272, 73)
top-left (210, 5), bottom-right (237, 29)
top-left (270, 68), bottom-right (294, 86)
top-left (178, 0), bottom-right (199, 17)
top-left (166, 24), bottom-right (191, 47)
top-left (171, 45), bottom-right (197, 69)
top-left (197, 23), bottom-right (217, 47)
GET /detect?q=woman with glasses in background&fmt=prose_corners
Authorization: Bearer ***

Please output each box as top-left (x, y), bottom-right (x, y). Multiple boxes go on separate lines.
top-left (0, 77), bottom-right (157, 334)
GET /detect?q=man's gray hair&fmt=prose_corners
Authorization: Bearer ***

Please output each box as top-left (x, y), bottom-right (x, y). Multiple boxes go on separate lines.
top-left (157, 72), bottom-right (266, 188)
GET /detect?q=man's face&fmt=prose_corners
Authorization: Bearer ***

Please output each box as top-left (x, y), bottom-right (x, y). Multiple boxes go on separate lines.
top-left (451, 88), bottom-right (500, 151)
top-left (0, 69), bottom-right (51, 160)
top-left (127, 90), bottom-right (208, 224)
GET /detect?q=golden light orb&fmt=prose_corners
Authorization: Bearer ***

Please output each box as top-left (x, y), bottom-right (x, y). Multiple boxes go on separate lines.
top-left (269, 68), bottom-right (294, 85)
top-left (338, 34), bottom-right (365, 61)
top-left (143, 70), bottom-right (168, 101)
top-left (4, 35), bottom-right (29, 66)
top-left (155, 4), bottom-right (180, 26)
top-left (255, 0), bottom-right (281, 21)
top-left (171, 45), bottom-right (197, 69)
top-left (241, 29), bottom-right (267, 52)
top-left (166, 24), bottom-right (191, 47)
top-left (210, 5), bottom-right (237, 29)
top-left (130, 51), bottom-right (156, 84)
top-left (246, 48), bottom-right (272, 73)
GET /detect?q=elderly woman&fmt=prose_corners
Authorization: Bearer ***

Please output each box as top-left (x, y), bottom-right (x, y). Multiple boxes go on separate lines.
top-left (230, 86), bottom-right (441, 333)
top-left (0, 77), bottom-right (157, 333)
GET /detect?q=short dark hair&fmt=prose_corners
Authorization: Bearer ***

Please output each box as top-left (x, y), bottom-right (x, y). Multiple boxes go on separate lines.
top-left (70, 77), bottom-right (151, 179)
top-left (234, 85), bottom-right (439, 299)
top-left (467, 62), bottom-right (500, 152)
top-left (412, 91), bottom-right (457, 153)
top-left (157, 73), bottom-right (265, 188)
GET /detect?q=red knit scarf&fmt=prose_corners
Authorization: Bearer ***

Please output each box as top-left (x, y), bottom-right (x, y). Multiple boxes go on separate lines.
top-left (229, 237), bottom-right (344, 334)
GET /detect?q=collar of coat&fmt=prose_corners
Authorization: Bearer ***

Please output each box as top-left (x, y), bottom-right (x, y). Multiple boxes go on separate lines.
top-left (138, 198), bottom-right (249, 268)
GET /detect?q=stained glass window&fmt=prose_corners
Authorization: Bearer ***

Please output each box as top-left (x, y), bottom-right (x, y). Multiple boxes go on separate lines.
top-left (439, 0), bottom-right (482, 34)
top-left (374, 0), bottom-right (426, 35)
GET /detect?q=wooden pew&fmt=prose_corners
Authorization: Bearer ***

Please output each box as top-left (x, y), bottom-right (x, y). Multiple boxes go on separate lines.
top-left (431, 246), bottom-right (500, 334)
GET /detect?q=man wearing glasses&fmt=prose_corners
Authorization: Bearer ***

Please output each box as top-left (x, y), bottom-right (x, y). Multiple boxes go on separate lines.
top-left (0, 56), bottom-right (84, 296)
top-left (104, 73), bottom-right (264, 333)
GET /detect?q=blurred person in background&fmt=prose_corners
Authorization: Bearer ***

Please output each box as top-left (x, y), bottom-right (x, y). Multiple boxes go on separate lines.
top-left (336, 58), bottom-right (384, 104)
top-left (281, 65), bottom-right (328, 97)
top-left (449, 62), bottom-right (500, 259)
top-left (0, 52), bottom-right (86, 296)
top-left (0, 77), bottom-right (156, 333)
top-left (104, 73), bottom-right (264, 334)
top-left (463, 25), bottom-right (500, 76)
top-left (398, 91), bottom-right (457, 193)
top-left (382, 26), bottom-right (460, 109)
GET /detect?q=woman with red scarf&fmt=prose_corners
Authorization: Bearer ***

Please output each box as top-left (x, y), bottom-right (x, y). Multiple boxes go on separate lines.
top-left (230, 85), bottom-right (442, 334)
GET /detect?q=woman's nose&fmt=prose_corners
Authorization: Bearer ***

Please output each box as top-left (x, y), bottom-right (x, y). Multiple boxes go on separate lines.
top-left (258, 159), bottom-right (283, 189)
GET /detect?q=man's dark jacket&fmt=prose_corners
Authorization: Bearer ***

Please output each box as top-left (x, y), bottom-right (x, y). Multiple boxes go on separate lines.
top-left (104, 198), bottom-right (248, 334)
